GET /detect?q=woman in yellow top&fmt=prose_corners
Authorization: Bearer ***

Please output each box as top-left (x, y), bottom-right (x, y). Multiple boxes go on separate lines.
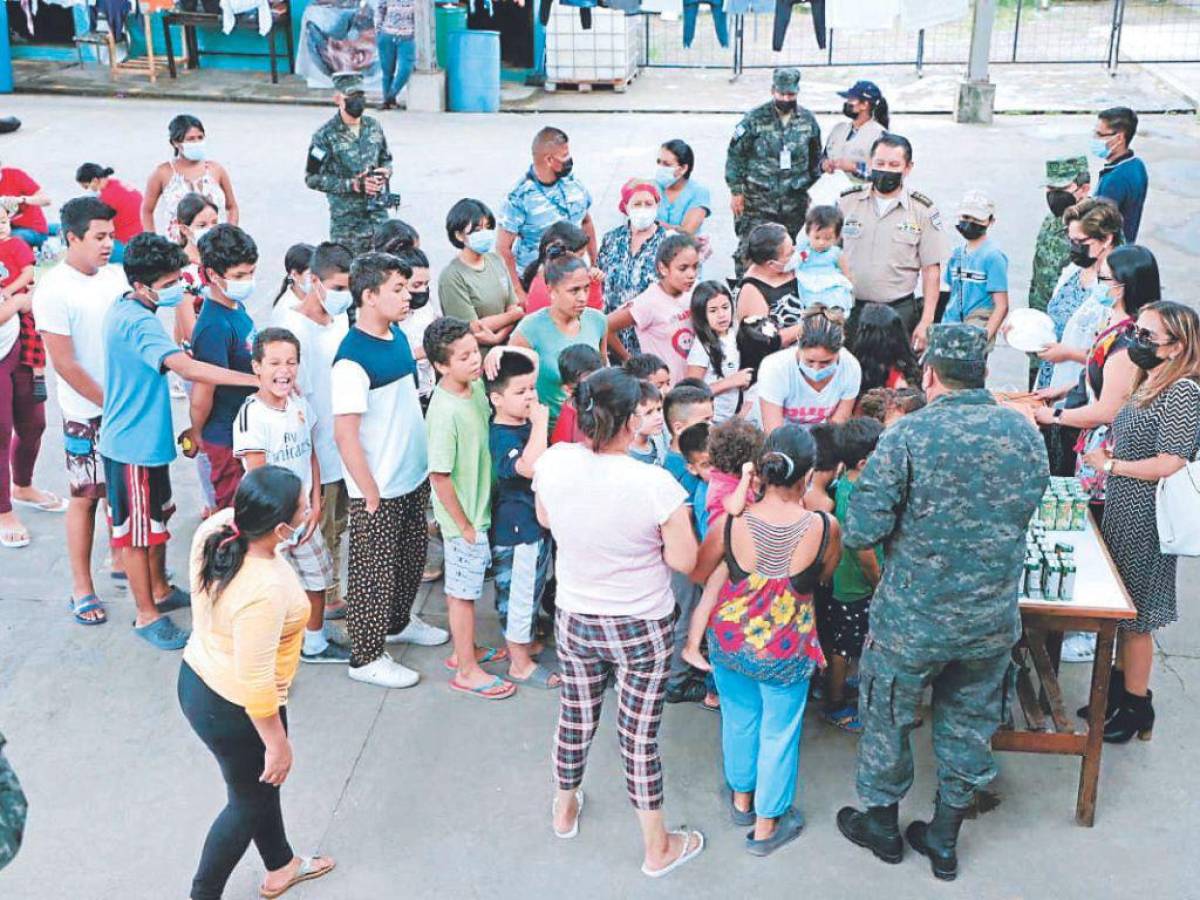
top-left (178, 465), bottom-right (336, 899)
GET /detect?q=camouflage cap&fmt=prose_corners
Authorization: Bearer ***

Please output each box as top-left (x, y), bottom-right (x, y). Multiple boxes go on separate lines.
top-left (332, 71), bottom-right (364, 94)
top-left (772, 68), bottom-right (801, 93)
top-left (923, 323), bottom-right (987, 382)
top-left (1044, 155), bottom-right (1088, 188)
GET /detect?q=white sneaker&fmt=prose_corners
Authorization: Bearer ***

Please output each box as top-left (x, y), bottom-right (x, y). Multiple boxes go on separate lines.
top-left (386, 614), bottom-right (450, 647)
top-left (347, 653), bottom-right (420, 688)
top-left (1061, 632), bottom-right (1097, 664)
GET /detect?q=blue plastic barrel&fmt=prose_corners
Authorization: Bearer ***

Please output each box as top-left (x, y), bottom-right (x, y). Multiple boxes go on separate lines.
top-left (447, 30), bottom-right (500, 113)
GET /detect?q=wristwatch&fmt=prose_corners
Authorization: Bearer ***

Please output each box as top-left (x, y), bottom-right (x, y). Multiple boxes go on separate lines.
top-left (1103, 458), bottom-right (1116, 475)
top-left (1053, 408), bottom-right (1064, 421)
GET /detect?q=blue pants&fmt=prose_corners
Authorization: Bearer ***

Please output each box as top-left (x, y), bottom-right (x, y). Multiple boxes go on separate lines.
top-left (11, 228), bottom-right (45, 249)
top-left (683, 0), bottom-right (729, 48)
top-left (712, 664), bottom-right (809, 819)
top-left (377, 33), bottom-right (415, 103)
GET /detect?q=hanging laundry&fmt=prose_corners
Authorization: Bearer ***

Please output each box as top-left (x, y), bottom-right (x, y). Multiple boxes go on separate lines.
top-left (90, 0), bottom-right (132, 39)
top-left (900, 0), bottom-right (967, 30)
top-left (825, 0), bottom-right (899, 31)
top-left (683, 0), bottom-right (728, 48)
top-left (724, 0), bottom-right (773, 14)
top-left (220, 0), bottom-right (273, 35)
top-left (640, 0), bottom-right (682, 17)
top-left (772, 0), bottom-right (825, 52)
top-left (540, 0), bottom-right (594, 30)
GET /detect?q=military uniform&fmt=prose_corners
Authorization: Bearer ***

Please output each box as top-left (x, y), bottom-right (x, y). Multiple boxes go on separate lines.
top-left (838, 182), bottom-right (949, 337)
top-left (725, 68), bottom-right (822, 276)
top-left (844, 325), bottom-right (1048, 811)
top-left (305, 72), bottom-right (394, 256)
top-left (0, 731), bottom-right (26, 872)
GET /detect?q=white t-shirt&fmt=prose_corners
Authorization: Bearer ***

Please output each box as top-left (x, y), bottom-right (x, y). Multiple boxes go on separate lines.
top-left (756, 346), bottom-right (862, 425)
top-left (0, 315), bottom-right (17, 361)
top-left (31, 262), bottom-right (130, 420)
top-left (686, 330), bottom-right (740, 422)
top-left (397, 303), bottom-right (439, 398)
top-left (533, 443), bottom-right (687, 620)
top-left (233, 394), bottom-right (316, 495)
top-left (270, 303), bottom-right (349, 483)
top-left (330, 325), bottom-right (428, 500)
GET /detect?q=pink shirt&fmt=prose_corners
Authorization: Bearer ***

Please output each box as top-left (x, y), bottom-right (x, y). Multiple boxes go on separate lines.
top-left (704, 469), bottom-right (742, 531)
top-left (629, 283), bottom-right (694, 385)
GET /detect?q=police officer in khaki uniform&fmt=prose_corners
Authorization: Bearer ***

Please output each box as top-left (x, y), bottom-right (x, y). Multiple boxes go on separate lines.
top-left (838, 132), bottom-right (948, 351)
top-left (822, 80), bottom-right (889, 184)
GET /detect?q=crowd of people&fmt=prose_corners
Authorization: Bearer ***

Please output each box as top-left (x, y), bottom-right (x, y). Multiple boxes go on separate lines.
top-left (1, 69), bottom-right (1198, 895)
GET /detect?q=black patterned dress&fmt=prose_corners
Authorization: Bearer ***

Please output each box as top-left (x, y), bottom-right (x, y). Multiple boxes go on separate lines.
top-left (1102, 379), bottom-right (1200, 633)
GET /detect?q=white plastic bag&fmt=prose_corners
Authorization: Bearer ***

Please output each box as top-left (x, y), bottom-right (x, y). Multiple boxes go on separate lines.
top-left (807, 170), bottom-right (853, 209)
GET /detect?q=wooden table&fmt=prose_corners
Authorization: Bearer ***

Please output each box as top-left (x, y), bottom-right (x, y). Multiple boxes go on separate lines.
top-left (161, 9), bottom-right (295, 84)
top-left (991, 510), bottom-right (1135, 826)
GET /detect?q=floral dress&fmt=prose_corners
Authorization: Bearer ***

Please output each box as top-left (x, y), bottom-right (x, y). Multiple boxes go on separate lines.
top-left (1036, 267), bottom-right (1090, 389)
top-left (597, 223), bottom-right (668, 356)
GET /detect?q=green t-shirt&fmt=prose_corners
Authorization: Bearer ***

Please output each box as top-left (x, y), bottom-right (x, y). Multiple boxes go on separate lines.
top-left (436, 253), bottom-right (517, 323)
top-left (426, 379), bottom-right (492, 538)
top-left (514, 307), bottom-right (608, 421)
top-left (832, 476), bottom-right (882, 603)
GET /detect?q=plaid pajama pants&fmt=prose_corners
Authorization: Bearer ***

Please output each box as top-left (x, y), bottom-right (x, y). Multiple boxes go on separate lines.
top-left (553, 608), bottom-right (676, 811)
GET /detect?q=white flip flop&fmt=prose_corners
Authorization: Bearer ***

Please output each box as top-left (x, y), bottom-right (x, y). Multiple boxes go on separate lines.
top-left (11, 492), bottom-right (68, 513)
top-left (552, 789), bottom-right (584, 839)
top-left (641, 829), bottom-right (705, 878)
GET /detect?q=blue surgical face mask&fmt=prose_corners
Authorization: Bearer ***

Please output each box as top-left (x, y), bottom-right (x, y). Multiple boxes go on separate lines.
top-left (653, 164), bottom-right (677, 189)
top-left (1089, 137), bottom-right (1111, 160)
top-left (220, 276), bottom-right (255, 303)
top-left (154, 281), bottom-right (186, 308)
top-left (321, 287), bottom-right (353, 317)
top-left (466, 229), bottom-right (496, 255)
top-left (800, 361), bottom-right (838, 382)
top-left (180, 140), bottom-right (208, 162)
top-left (1092, 281), bottom-right (1116, 309)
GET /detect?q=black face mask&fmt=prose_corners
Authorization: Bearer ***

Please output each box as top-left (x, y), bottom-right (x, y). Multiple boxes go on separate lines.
top-left (870, 168), bottom-right (903, 194)
top-left (1068, 240), bottom-right (1095, 268)
top-left (774, 99), bottom-right (797, 114)
top-left (1046, 189), bottom-right (1075, 219)
top-left (343, 95), bottom-right (366, 119)
top-left (956, 220), bottom-right (987, 241)
top-left (408, 290), bottom-right (430, 310)
top-left (841, 101), bottom-right (858, 119)
top-left (555, 157), bottom-right (574, 179)
top-left (1128, 340), bottom-right (1166, 371)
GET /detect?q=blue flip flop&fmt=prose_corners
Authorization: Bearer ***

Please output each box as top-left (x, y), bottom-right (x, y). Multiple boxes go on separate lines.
top-left (134, 615), bottom-right (189, 651)
top-left (155, 586), bottom-right (191, 613)
top-left (69, 594), bottom-right (107, 626)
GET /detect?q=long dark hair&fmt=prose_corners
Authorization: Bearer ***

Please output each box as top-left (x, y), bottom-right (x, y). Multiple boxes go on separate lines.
top-left (198, 466), bottom-right (301, 600)
top-left (690, 280), bottom-right (732, 377)
top-left (849, 302), bottom-right (920, 393)
top-left (1107, 244), bottom-right (1160, 317)
top-left (273, 242), bottom-right (315, 306)
top-left (522, 221), bottom-right (588, 291)
top-left (168, 114), bottom-right (205, 154)
top-left (661, 139), bottom-right (695, 179)
top-left (870, 95), bottom-right (890, 129)
top-left (757, 424), bottom-right (815, 489)
top-left (576, 367), bottom-right (641, 449)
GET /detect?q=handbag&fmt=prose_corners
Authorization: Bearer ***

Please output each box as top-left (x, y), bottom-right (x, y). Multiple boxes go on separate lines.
top-left (1155, 379), bottom-right (1200, 556)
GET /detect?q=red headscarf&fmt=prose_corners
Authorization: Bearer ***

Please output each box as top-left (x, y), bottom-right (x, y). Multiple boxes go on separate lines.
top-left (618, 179), bottom-right (661, 216)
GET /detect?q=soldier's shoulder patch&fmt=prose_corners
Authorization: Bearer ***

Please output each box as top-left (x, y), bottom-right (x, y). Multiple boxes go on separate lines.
top-left (909, 190), bottom-right (934, 207)
top-left (733, 123), bottom-right (747, 140)
top-left (841, 184), bottom-right (868, 197)
top-left (310, 145), bottom-right (327, 161)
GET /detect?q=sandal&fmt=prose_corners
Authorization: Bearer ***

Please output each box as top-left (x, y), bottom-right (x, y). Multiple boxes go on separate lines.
top-left (641, 829), bottom-right (705, 878)
top-left (69, 594), bottom-right (107, 625)
top-left (154, 586), bottom-right (191, 613)
top-left (448, 675), bottom-right (515, 700)
top-left (509, 664), bottom-right (560, 690)
top-left (260, 856), bottom-right (336, 899)
top-left (133, 615), bottom-right (189, 651)
top-left (324, 600), bottom-right (347, 620)
top-left (442, 646), bottom-right (508, 671)
top-left (1, 526), bottom-right (30, 549)
top-left (823, 704), bottom-right (863, 734)
top-left (552, 788), bottom-right (584, 839)
top-left (11, 491), bottom-right (68, 513)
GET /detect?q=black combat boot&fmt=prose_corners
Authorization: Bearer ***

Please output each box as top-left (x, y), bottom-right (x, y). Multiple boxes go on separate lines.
top-left (1103, 689), bottom-right (1154, 743)
top-left (906, 795), bottom-right (968, 881)
top-left (1077, 666), bottom-right (1124, 720)
top-left (836, 803), bottom-right (903, 863)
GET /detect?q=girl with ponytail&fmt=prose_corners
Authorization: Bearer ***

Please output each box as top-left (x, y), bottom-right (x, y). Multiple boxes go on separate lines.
top-left (180, 466), bottom-right (336, 897)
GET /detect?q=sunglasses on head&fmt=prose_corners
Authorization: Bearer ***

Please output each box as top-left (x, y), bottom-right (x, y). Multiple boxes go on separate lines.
top-left (802, 304), bottom-right (846, 326)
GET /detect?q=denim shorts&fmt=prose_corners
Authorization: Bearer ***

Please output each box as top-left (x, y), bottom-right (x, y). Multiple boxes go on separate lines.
top-left (492, 538), bottom-right (552, 644)
top-left (443, 532), bottom-right (491, 600)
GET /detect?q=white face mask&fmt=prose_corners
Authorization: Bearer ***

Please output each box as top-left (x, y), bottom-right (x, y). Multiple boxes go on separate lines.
top-left (180, 140), bottom-right (208, 162)
top-left (628, 206), bottom-right (658, 232)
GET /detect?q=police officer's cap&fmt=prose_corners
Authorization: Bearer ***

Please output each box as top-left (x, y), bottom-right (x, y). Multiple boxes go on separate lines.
top-left (772, 68), bottom-right (801, 93)
top-left (1044, 156), bottom-right (1088, 189)
top-left (922, 324), bottom-right (987, 383)
top-left (838, 80), bottom-right (882, 103)
top-left (332, 71), bottom-right (365, 95)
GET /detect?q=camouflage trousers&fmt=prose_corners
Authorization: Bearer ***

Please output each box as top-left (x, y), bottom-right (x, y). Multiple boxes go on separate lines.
top-left (331, 214), bottom-right (388, 257)
top-left (855, 640), bottom-right (1014, 810)
top-left (732, 196), bottom-right (809, 279)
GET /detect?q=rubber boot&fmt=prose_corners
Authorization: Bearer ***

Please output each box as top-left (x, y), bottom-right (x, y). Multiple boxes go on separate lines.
top-left (836, 803), bottom-right (903, 864)
top-left (1077, 666), bottom-right (1124, 720)
top-left (906, 795), bottom-right (968, 881)
top-left (1103, 689), bottom-right (1154, 743)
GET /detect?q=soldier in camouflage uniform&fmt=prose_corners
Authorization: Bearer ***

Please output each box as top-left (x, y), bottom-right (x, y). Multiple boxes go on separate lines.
top-left (1026, 155), bottom-right (1090, 387)
top-left (836, 324), bottom-right (1049, 882)
top-left (0, 731), bottom-right (27, 872)
top-left (725, 68), bottom-right (822, 277)
top-left (305, 72), bottom-right (395, 256)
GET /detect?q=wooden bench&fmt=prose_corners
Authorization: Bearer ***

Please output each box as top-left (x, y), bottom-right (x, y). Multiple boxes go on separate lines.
top-left (162, 8), bottom-right (294, 84)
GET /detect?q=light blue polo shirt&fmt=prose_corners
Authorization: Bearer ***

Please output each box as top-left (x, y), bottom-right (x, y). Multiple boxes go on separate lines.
top-left (659, 179), bottom-right (712, 233)
top-left (498, 168), bottom-right (592, 271)
top-left (943, 239), bottom-right (1009, 322)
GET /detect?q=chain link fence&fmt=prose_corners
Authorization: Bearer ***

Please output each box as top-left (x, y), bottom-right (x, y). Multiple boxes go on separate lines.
top-left (642, 0), bottom-right (1200, 71)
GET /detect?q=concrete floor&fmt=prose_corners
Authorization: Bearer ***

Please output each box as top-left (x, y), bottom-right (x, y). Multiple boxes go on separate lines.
top-left (0, 94), bottom-right (1198, 898)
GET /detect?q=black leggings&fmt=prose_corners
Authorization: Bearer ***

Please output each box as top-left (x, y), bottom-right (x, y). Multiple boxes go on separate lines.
top-left (178, 662), bottom-right (293, 900)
